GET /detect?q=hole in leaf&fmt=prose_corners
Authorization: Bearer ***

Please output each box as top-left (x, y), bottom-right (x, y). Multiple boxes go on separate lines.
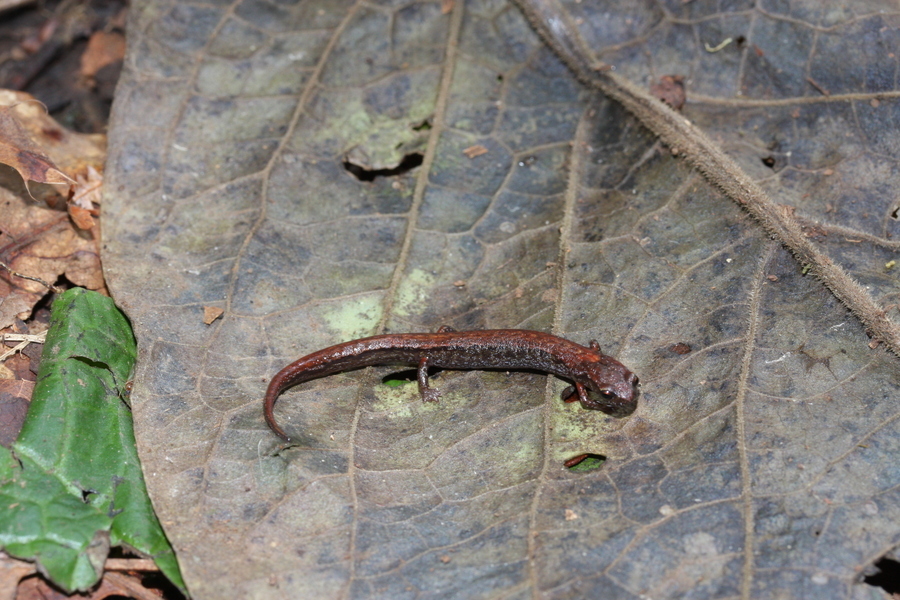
top-left (735, 35), bottom-right (746, 47)
top-left (862, 556), bottom-right (900, 594)
top-left (564, 453), bottom-right (607, 471)
top-left (412, 119), bottom-right (432, 131)
top-left (381, 367), bottom-right (444, 389)
top-left (891, 206), bottom-right (899, 219)
top-left (343, 152), bottom-right (424, 182)
top-left (761, 156), bottom-right (776, 168)
top-left (80, 488), bottom-right (98, 503)
top-left (382, 369), bottom-right (417, 388)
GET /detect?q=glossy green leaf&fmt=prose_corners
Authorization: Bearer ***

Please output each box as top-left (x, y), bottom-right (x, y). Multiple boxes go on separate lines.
top-left (0, 288), bottom-right (185, 593)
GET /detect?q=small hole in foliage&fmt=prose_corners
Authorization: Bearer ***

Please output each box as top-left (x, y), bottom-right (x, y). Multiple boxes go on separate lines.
top-left (861, 556), bottom-right (900, 594)
top-left (343, 152), bottom-right (424, 182)
top-left (564, 453), bottom-right (607, 471)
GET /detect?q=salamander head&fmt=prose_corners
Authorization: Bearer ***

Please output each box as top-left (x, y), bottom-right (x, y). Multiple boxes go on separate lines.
top-left (579, 356), bottom-right (639, 417)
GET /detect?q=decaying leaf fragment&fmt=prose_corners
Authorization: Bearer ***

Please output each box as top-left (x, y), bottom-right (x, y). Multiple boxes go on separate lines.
top-left (0, 101), bottom-right (74, 195)
top-left (69, 165), bottom-right (103, 230)
top-left (649, 75), bottom-right (686, 110)
top-left (80, 31), bottom-right (126, 80)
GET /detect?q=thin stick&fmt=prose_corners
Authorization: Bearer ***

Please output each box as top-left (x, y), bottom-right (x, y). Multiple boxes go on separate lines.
top-left (104, 558), bottom-right (160, 572)
top-left (0, 332), bottom-right (46, 362)
top-left (0, 260), bottom-right (62, 293)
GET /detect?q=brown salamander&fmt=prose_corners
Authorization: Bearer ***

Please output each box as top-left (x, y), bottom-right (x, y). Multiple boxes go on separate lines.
top-left (264, 327), bottom-right (639, 441)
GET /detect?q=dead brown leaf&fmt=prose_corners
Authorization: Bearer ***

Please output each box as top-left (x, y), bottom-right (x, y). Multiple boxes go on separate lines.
top-left (68, 165), bottom-right (102, 231)
top-left (202, 306), bottom-right (224, 325)
top-left (0, 379), bottom-right (32, 447)
top-left (72, 165), bottom-right (102, 210)
top-left (17, 570), bottom-right (164, 600)
top-left (0, 90), bottom-right (106, 190)
top-left (80, 31), bottom-right (126, 79)
top-left (67, 204), bottom-right (95, 230)
top-left (0, 101), bottom-right (73, 195)
top-left (0, 553), bottom-right (170, 600)
top-left (0, 553), bottom-right (35, 600)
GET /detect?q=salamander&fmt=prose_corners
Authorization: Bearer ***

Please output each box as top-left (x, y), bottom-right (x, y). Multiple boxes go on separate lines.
top-left (264, 327), bottom-right (639, 441)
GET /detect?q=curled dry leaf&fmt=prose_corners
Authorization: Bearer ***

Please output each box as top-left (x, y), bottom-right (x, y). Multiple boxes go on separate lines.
top-left (69, 165), bottom-right (102, 231)
top-left (67, 204), bottom-right (95, 231)
top-left (0, 101), bottom-right (73, 195)
top-left (72, 165), bottom-right (102, 210)
top-left (0, 90), bottom-right (105, 193)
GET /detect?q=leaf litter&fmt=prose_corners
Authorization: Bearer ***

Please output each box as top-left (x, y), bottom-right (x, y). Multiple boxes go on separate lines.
top-left (0, 2), bottom-right (184, 596)
top-left (0, 89), bottom-right (105, 331)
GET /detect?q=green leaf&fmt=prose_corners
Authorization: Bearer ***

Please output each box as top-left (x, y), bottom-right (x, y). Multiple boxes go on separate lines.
top-left (0, 288), bottom-right (185, 594)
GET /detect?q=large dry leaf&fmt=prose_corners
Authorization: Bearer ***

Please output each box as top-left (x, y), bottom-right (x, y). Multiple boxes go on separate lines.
top-left (102, 1), bottom-right (900, 598)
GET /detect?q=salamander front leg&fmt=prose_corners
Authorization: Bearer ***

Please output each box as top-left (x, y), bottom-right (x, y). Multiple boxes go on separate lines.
top-left (561, 382), bottom-right (587, 405)
top-left (417, 356), bottom-right (441, 402)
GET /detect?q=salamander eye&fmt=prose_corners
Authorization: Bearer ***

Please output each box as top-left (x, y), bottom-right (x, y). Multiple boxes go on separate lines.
top-left (598, 389), bottom-right (618, 401)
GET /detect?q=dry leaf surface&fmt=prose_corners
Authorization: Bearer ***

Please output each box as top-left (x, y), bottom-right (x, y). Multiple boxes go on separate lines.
top-left (102, 1), bottom-right (900, 598)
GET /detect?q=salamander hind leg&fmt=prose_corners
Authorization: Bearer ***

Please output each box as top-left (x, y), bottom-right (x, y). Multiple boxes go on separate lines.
top-left (417, 356), bottom-right (441, 402)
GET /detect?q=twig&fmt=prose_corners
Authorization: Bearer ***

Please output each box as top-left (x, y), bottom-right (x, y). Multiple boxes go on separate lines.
top-left (0, 260), bottom-right (62, 293)
top-left (806, 76), bottom-right (831, 97)
top-left (104, 558), bottom-right (160, 572)
top-left (0, 332), bottom-right (46, 362)
top-left (511, 0), bottom-right (900, 356)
